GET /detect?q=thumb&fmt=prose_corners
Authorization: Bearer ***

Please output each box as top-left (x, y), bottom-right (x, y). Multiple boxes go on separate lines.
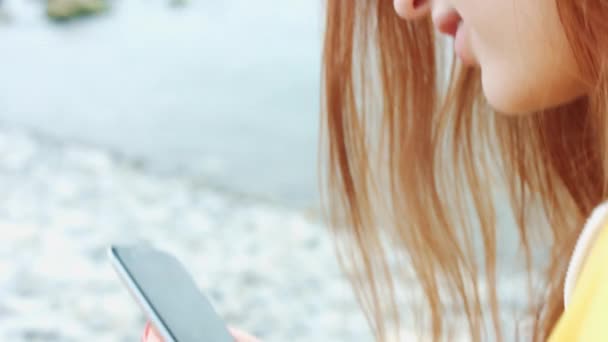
top-left (229, 327), bottom-right (260, 342)
top-left (142, 322), bottom-right (164, 342)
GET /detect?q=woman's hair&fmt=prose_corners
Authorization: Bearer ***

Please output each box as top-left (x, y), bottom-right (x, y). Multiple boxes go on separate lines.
top-left (320, 1), bottom-right (608, 340)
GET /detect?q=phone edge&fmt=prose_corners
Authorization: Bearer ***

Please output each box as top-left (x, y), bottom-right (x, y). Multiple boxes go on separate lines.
top-left (107, 245), bottom-right (177, 342)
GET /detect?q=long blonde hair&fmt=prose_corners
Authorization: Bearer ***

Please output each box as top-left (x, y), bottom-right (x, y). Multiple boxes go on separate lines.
top-left (320, 1), bottom-right (608, 340)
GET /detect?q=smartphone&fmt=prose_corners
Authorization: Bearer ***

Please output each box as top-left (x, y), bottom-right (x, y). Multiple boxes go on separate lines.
top-left (108, 245), bottom-right (233, 342)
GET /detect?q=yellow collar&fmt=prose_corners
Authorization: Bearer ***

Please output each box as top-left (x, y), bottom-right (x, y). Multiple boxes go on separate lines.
top-left (564, 201), bottom-right (608, 308)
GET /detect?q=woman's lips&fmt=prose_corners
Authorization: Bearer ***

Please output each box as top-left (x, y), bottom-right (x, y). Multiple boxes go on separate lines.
top-left (434, 10), bottom-right (475, 66)
top-left (454, 23), bottom-right (474, 65)
top-left (435, 10), bottom-right (461, 37)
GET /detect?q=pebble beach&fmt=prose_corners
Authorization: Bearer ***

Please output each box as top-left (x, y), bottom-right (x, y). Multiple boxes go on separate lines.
top-left (0, 127), bottom-right (374, 341)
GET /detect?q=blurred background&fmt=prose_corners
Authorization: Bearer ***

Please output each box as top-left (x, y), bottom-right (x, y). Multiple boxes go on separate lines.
top-left (0, 1), bottom-right (533, 341)
top-left (0, 1), bottom-right (377, 341)
top-left (0, 0), bottom-right (321, 207)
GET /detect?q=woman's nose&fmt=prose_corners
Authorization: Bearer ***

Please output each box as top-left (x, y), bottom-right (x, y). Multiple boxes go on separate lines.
top-left (393, 0), bottom-right (431, 20)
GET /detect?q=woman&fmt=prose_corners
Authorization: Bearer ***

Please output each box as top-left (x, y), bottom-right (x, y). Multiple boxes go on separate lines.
top-left (146, 0), bottom-right (608, 340)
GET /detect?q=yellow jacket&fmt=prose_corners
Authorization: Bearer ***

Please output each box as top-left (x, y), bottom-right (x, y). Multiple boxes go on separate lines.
top-left (549, 202), bottom-right (608, 341)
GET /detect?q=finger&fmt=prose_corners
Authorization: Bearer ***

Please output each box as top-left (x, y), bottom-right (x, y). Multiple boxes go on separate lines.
top-left (142, 322), bottom-right (164, 342)
top-left (228, 327), bottom-right (260, 342)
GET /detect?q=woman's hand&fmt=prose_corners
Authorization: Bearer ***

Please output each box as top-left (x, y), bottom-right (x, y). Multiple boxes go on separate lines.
top-left (141, 322), bottom-right (260, 342)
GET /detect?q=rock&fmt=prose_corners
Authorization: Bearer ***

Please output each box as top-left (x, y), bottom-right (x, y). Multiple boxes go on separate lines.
top-left (0, 8), bottom-right (13, 24)
top-left (169, 0), bottom-right (189, 8)
top-left (46, 0), bottom-right (108, 21)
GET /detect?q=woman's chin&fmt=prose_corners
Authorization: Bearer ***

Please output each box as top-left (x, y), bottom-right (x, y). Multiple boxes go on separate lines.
top-left (479, 70), bottom-right (531, 115)
top-left (483, 90), bottom-right (535, 116)
top-left (481, 66), bottom-right (589, 116)
top-left (484, 91), bottom-right (587, 116)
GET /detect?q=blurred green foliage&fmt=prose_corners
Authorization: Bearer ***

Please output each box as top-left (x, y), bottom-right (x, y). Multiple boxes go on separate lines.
top-left (46, 0), bottom-right (108, 21)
